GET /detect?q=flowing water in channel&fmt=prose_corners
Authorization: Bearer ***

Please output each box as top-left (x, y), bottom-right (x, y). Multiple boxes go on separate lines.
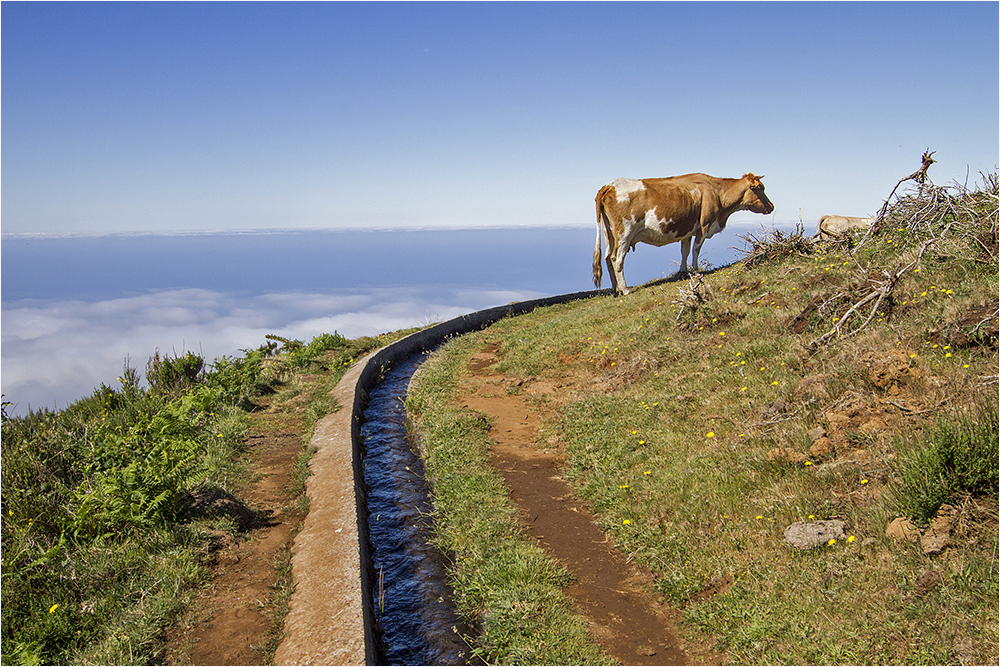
top-left (359, 353), bottom-right (476, 665)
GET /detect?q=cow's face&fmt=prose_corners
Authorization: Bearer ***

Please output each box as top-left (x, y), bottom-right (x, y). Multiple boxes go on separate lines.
top-left (741, 173), bottom-right (774, 214)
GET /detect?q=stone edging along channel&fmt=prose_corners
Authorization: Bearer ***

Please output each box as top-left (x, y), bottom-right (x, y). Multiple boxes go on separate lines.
top-left (273, 288), bottom-right (609, 665)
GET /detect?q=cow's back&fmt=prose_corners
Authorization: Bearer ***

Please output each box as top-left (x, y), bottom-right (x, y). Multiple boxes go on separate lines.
top-left (817, 215), bottom-right (875, 239)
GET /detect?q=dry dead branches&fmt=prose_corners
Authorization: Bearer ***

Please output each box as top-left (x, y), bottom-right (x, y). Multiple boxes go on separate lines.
top-left (807, 151), bottom-right (998, 351)
top-left (807, 267), bottom-right (903, 350)
top-left (861, 150), bottom-right (997, 252)
top-left (876, 148), bottom-right (937, 219)
top-left (734, 223), bottom-right (812, 267)
top-left (671, 272), bottom-right (713, 321)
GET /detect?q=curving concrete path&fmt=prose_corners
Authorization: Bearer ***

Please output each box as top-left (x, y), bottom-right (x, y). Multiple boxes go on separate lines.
top-left (274, 289), bottom-right (607, 665)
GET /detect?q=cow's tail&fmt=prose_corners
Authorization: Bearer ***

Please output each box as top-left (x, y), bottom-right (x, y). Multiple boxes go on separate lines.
top-left (593, 193), bottom-right (606, 289)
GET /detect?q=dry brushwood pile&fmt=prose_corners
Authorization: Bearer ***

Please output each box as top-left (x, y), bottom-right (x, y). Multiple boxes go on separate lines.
top-left (738, 158), bottom-right (999, 353)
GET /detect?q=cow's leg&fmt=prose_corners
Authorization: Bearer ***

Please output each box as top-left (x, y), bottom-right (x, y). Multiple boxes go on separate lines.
top-left (690, 235), bottom-right (706, 272)
top-left (605, 254), bottom-right (619, 294)
top-left (679, 237), bottom-right (692, 274)
top-left (612, 237), bottom-right (631, 295)
top-left (602, 232), bottom-right (620, 294)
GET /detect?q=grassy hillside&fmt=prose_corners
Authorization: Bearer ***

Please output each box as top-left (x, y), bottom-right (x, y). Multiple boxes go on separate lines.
top-left (0, 330), bottom-right (419, 665)
top-left (408, 173), bottom-right (999, 664)
top-left (3, 167), bottom-right (996, 665)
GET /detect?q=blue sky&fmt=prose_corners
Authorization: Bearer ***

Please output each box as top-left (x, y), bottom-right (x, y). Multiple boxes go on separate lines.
top-left (3, 1), bottom-right (997, 236)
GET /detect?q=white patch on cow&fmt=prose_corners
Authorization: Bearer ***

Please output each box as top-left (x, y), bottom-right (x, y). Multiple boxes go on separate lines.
top-left (634, 210), bottom-right (681, 246)
top-left (643, 209), bottom-right (666, 226)
top-left (704, 218), bottom-right (726, 237)
top-left (610, 177), bottom-right (645, 203)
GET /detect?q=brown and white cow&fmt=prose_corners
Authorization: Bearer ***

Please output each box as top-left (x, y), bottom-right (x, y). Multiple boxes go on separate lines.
top-left (814, 215), bottom-right (875, 241)
top-left (593, 172), bottom-right (774, 295)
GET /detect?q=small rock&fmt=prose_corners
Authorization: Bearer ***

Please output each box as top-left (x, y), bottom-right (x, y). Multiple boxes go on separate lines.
top-left (860, 417), bottom-right (887, 434)
top-left (784, 520), bottom-right (847, 550)
top-left (912, 570), bottom-right (942, 598)
top-left (793, 375), bottom-right (830, 401)
top-left (807, 426), bottom-right (827, 442)
top-left (847, 448), bottom-right (870, 464)
top-left (886, 517), bottom-right (920, 544)
top-left (809, 437), bottom-right (835, 459)
top-left (766, 447), bottom-right (809, 465)
top-left (921, 505), bottom-right (956, 554)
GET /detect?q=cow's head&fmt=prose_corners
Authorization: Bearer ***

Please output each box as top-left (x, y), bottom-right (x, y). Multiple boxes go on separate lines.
top-left (741, 173), bottom-right (774, 214)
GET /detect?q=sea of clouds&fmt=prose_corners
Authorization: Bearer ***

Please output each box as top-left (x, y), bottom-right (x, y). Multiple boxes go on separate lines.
top-left (1, 284), bottom-right (540, 415)
top-left (1, 223), bottom-right (792, 416)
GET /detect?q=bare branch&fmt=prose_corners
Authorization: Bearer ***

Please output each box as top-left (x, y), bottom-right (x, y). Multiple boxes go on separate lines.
top-left (877, 149), bottom-right (937, 221)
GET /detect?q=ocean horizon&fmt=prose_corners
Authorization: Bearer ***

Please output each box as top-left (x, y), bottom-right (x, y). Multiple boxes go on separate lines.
top-left (2, 223), bottom-right (793, 416)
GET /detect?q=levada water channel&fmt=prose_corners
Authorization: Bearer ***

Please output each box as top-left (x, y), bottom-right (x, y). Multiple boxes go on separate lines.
top-left (358, 351), bottom-right (478, 665)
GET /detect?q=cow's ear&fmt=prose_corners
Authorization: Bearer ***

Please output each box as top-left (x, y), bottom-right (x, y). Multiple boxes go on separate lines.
top-left (744, 173), bottom-right (763, 186)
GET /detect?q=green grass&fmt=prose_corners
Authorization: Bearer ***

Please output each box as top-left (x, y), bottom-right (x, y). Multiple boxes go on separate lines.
top-left (4, 173), bottom-right (995, 665)
top-left (1, 328), bottom-right (414, 666)
top-left (891, 401), bottom-right (999, 525)
top-left (407, 334), bottom-right (613, 665)
top-left (409, 175), bottom-right (999, 664)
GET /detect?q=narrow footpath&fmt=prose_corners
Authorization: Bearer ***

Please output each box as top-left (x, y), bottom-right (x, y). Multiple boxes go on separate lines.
top-left (164, 392), bottom-right (309, 665)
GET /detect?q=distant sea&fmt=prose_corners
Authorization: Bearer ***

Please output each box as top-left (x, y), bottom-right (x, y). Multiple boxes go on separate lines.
top-left (1, 225), bottom-right (772, 416)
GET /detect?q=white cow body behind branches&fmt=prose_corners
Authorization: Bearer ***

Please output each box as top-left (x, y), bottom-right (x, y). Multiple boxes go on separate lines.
top-left (815, 215), bottom-right (875, 241)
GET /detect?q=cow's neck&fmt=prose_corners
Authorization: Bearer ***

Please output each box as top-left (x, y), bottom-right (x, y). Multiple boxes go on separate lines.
top-left (718, 178), bottom-right (749, 215)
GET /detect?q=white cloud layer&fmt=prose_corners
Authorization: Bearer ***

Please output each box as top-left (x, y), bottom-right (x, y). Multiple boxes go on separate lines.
top-left (1, 286), bottom-right (542, 416)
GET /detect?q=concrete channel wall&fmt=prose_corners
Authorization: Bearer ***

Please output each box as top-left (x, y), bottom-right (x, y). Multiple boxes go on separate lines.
top-left (274, 289), bottom-right (607, 665)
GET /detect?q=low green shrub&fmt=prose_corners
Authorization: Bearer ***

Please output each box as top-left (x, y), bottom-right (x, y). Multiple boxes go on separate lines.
top-left (146, 350), bottom-right (203, 396)
top-left (890, 402), bottom-right (999, 525)
top-left (1, 331), bottom-right (359, 665)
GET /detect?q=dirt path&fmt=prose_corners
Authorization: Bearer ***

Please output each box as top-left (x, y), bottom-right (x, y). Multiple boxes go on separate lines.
top-left (164, 410), bottom-right (305, 665)
top-left (458, 342), bottom-right (699, 665)
top-left (164, 340), bottom-right (709, 665)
